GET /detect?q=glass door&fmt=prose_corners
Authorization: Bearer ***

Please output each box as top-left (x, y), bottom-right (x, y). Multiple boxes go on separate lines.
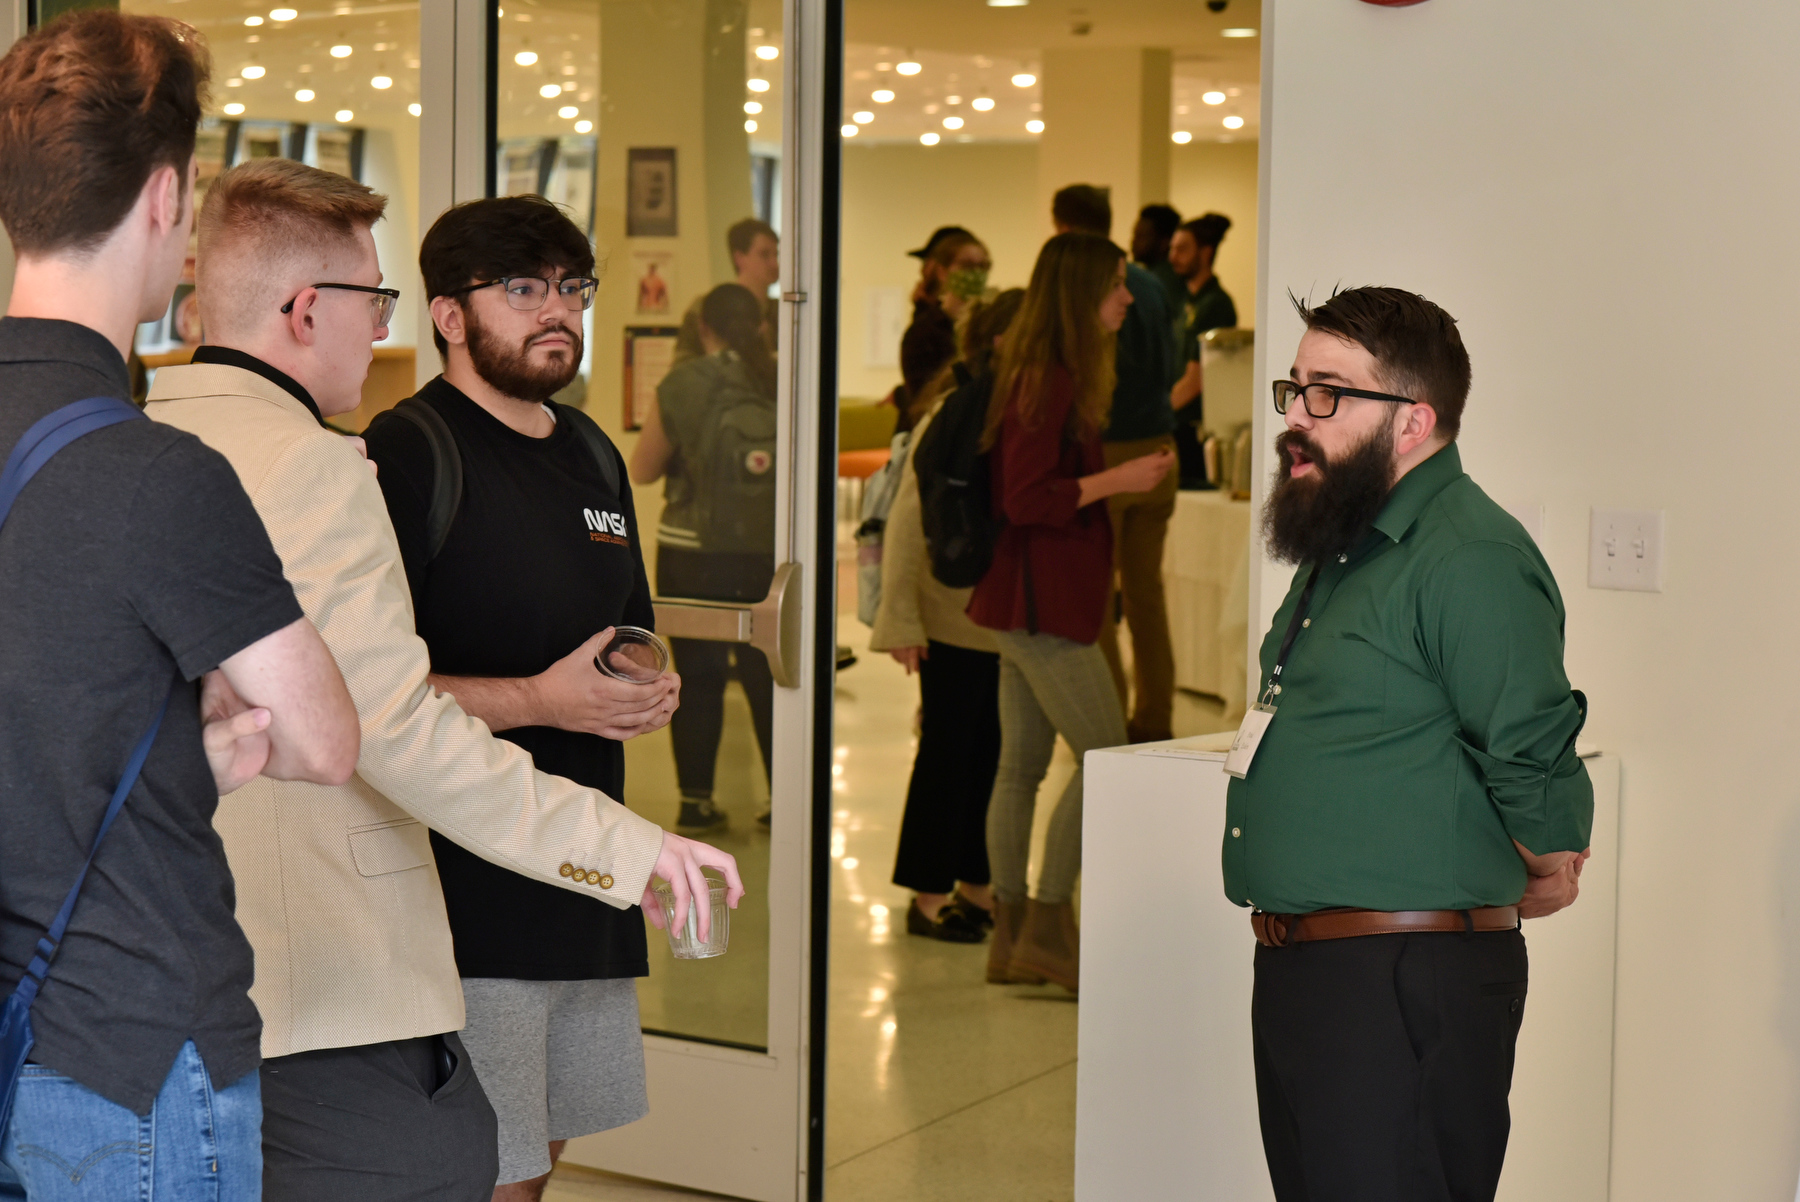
top-left (466, 0), bottom-right (836, 1197)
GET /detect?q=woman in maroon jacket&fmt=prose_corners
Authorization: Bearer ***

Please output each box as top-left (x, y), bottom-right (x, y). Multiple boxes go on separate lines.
top-left (968, 233), bottom-right (1175, 992)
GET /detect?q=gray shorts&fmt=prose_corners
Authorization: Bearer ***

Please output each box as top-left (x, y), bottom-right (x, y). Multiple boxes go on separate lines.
top-left (457, 977), bottom-right (648, 1185)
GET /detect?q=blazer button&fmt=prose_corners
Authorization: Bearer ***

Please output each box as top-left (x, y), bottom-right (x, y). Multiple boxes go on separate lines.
top-left (559, 863), bottom-right (574, 877)
top-left (573, 868), bottom-right (591, 884)
top-left (597, 874), bottom-right (614, 890)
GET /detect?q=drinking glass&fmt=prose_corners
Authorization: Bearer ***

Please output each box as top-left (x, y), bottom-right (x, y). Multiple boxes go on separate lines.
top-left (651, 872), bottom-right (731, 959)
top-left (593, 625), bottom-right (670, 683)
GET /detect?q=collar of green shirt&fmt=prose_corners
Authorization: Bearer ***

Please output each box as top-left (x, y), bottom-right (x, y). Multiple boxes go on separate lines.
top-left (1371, 441), bottom-right (1464, 545)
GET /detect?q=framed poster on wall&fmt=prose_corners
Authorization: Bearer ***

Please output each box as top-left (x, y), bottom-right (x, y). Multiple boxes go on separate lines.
top-left (622, 325), bottom-right (681, 431)
top-left (626, 147), bottom-right (678, 237)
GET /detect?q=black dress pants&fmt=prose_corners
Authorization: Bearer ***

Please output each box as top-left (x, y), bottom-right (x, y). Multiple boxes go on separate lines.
top-left (1252, 929), bottom-right (1529, 1202)
top-left (890, 639), bottom-right (1001, 893)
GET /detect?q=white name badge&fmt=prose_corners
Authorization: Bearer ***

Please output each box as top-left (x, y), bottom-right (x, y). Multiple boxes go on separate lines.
top-left (1223, 703), bottom-right (1278, 779)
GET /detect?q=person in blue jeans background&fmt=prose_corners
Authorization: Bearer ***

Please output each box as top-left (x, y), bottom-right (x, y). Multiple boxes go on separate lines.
top-left (0, 12), bottom-right (360, 1198)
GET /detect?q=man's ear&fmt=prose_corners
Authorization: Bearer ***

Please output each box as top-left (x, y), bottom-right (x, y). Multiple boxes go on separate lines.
top-left (146, 163), bottom-right (185, 238)
top-left (285, 287), bottom-right (320, 348)
top-left (1395, 398), bottom-right (1440, 458)
top-left (430, 295), bottom-right (467, 348)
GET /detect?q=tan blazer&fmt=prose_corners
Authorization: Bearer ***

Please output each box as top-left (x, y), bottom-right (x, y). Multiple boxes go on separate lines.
top-left (147, 363), bottom-right (666, 1058)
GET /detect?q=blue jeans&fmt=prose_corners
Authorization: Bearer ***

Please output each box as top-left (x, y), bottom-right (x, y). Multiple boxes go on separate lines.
top-left (0, 1040), bottom-right (260, 1201)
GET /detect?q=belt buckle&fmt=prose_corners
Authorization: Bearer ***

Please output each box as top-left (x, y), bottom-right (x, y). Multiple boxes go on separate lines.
top-left (1252, 910), bottom-right (1292, 948)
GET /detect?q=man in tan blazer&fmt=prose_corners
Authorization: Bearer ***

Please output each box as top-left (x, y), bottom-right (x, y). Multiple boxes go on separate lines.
top-left (146, 159), bottom-right (742, 1202)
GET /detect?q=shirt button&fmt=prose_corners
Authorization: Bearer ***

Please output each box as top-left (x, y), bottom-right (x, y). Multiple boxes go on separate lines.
top-left (1301, 619), bottom-right (1310, 628)
top-left (1232, 827), bottom-right (1241, 838)
top-left (559, 863), bottom-right (574, 878)
top-left (1338, 554), bottom-right (1348, 562)
top-left (573, 868), bottom-right (590, 884)
top-left (597, 874), bottom-right (615, 890)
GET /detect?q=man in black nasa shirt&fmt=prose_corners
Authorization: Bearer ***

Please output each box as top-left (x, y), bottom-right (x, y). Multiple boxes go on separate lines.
top-left (364, 196), bottom-right (738, 1201)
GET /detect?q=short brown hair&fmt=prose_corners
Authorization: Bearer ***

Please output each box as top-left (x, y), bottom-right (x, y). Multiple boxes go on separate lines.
top-left (0, 10), bottom-right (211, 255)
top-left (197, 158), bottom-right (387, 337)
top-left (419, 195), bottom-right (596, 355)
top-left (1292, 286), bottom-right (1473, 440)
top-left (727, 217), bottom-right (776, 258)
top-left (1052, 184), bottom-right (1112, 236)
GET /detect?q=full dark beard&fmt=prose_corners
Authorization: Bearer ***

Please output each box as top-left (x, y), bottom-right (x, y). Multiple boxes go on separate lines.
top-left (465, 309), bottom-right (583, 401)
top-left (1261, 422), bottom-right (1399, 565)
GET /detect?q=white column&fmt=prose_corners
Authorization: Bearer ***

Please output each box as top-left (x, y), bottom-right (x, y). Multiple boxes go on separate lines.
top-left (1037, 46), bottom-right (1172, 239)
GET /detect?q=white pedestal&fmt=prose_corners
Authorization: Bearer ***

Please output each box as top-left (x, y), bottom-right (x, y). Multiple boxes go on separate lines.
top-left (1075, 742), bottom-right (1621, 1201)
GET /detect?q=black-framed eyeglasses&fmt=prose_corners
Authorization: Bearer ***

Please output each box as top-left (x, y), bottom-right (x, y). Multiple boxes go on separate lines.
top-left (281, 283), bottom-right (400, 327)
top-left (451, 276), bottom-right (599, 312)
top-left (1272, 379), bottom-right (1416, 419)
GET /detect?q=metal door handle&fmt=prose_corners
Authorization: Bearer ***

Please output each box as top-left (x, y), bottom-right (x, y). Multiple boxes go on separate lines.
top-left (652, 562), bottom-right (803, 688)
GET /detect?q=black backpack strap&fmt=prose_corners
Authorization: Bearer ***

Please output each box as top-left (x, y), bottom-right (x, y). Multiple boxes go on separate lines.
top-left (384, 398), bottom-right (462, 563)
top-left (558, 403), bottom-right (622, 497)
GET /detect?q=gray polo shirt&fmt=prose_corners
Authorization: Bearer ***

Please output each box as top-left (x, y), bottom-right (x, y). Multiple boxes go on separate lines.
top-left (0, 317), bottom-right (302, 1112)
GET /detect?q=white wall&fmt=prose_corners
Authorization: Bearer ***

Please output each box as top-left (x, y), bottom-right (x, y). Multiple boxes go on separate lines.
top-left (1256, 2), bottom-right (1800, 1197)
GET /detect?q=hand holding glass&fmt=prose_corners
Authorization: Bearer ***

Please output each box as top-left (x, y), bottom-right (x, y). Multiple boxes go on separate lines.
top-left (592, 626), bottom-right (670, 683)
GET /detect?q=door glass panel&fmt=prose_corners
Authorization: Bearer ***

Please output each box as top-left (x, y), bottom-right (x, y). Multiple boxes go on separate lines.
top-left (120, 0), bottom-right (424, 426)
top-left (496, 0), bottom-right (785, 1052)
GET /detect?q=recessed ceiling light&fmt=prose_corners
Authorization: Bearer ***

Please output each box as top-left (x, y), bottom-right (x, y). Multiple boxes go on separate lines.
top-left (1222, 27), bottom-right (1257, 37)
top-left (896, 60), bottom-right (921, 75)
top-left (853, 110), bottom-right (873, 123)
top-left (538, 83), bottom-right (560, 98)
top-left (1172, 130), bottom-right (1192, 144)
top-left (747, 77), bottom-right (770, 92)
top-left (244, 15), bottom-right (263, 25)
top-left (755, 45), bottom-right (779, 61)
top-left (1025, 118), bottom-right (1044, 133)
top-left (924, 103), bottom-right (939, 114)
top-left (946, 95), bottom-right (961, 105)
top-left (919, 132), bottom-right (940, 145)
top-left (269, 7), bottom-right (296, 20)
top-left (335, 109), bottom-right (353, 122)
top-left (241, 64), bottom-right (265, 78)
top-left (330, 43), bottom-right (351, 57)
top-left (558, 105), bottom-right (577, 118)
top-left (371, 75), bottom-right (392, 89)
top-left (745, 119), bottom-right (758, 133)
top-left (841, 124), bottom-right (859, 137)
top-left (987, 0), bottom-right (1028, 6)
top-left (971, 96), bottom-right (994, 111)
top-left (294, 88), bottom-right (315, 101)
top-left (1223, 114), bottom-right (1245, 129)
top-left (408, 102), bottom-right (422, 116)
top-left (574, 119), bottom-right (592, 133)
top-left (226, 78), bottom-right (243, 87)
top-left (514, 50), bottom-right (537, 66)
top-left (875, 62), bottom-right (892, 72)
top-left (744, 100), bottom-right (762, 114)
top-left (1202, 90), bottom-right (1225, 105)
top-left (1011, 72), bottom-right (1036, 87)
top-left (872, 89), bottom-right (895, 103)
top-left (942, 116), bottom-right (963, 129)
top-left (223, 102), bottom-right (246, 115)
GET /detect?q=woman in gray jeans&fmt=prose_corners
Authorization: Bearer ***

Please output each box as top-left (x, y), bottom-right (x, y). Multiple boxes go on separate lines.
top-left (967, 233), bottom-right (1175, 992)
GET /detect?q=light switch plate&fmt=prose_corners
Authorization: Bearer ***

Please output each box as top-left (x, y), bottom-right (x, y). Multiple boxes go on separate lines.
top-left (1588, 509), bottom-right (1664, 592)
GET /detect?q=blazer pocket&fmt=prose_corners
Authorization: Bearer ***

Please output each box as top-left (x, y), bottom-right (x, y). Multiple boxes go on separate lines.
top-left (348, 818), bottom-right (432, 877)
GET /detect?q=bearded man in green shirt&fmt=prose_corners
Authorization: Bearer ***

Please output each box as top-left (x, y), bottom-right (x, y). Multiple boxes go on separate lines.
top-left (1229, 287), bottom-right (1593, 1202)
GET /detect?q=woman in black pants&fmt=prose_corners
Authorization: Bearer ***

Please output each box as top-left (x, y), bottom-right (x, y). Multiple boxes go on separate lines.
top-left (630, 284), bottom-right (777, 832)
top-left (870, 292), bottom-right (1023, 941)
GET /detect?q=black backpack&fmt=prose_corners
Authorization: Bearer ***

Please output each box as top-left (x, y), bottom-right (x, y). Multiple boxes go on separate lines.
top-left (912, 368), bottom-right (1003, 588)
top-left (370, 395), bottom-right (622, 562)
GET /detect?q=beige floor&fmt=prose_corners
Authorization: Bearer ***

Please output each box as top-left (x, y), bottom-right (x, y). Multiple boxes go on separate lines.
top-left (551, 578), bottom-right (1230, 1201)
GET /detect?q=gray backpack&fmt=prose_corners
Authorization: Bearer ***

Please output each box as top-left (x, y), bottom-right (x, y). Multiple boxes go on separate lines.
top-left (688, 371), bottom-right (778, 555)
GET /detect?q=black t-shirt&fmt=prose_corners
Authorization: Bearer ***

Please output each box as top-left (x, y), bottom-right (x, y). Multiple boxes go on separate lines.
top-left (363, 377), bottom-right (655, 980)
top-left (0, 317), bottom-right (303, 1112)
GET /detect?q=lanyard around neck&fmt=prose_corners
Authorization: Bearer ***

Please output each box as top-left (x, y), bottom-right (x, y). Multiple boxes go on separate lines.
top-left (1259, 563), bottom-right (1323, 707)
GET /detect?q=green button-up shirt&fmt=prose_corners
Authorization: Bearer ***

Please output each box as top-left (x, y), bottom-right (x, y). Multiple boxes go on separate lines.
top-left (1223, 444), bottom-right (1593, 914)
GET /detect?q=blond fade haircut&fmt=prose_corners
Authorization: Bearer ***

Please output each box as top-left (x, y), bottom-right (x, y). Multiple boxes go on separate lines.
top-left (197, 157), bottom-right (388, 338)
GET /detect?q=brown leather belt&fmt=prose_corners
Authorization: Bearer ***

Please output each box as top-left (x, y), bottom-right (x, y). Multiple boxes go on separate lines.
top-left (1251, 906), bottom-right (1520, 948)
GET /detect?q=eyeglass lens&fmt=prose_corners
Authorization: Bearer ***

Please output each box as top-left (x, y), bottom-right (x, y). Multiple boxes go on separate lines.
top-left (370, 292), bottom-right (397, 326)
top-left (501, 277), bottom-right (598, 311)
top-left (1273, 382), bottom-right (1339, 418)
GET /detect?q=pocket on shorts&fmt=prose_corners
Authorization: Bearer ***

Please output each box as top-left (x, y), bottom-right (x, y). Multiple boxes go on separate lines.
top-left (348, 818), bottom-right (432, 877)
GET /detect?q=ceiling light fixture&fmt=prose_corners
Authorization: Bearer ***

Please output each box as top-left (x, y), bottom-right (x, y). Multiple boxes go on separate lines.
top-left (223, 102), bottom-right (246, 115)
top-left (371, 75), bottom-right (392, 88)
top-left (1221, 27), bottom-right (1257, 37)
top-left (971, 96), bottom-right (994, 111)
top-left (269, 7), bottom-right (296, 20)
top-left (295, 88), bottom-right (315, 101)
top-left (1172, 130), bottom-right (1192, 144)
top-left (987, 0), bottom-right (1029, 6)
top-left (853, 110), bottom-right (873, 123)
top-left (574, 119), bottom-right (592, 133)
top-left (330, 43), bottom-right (351, 57)
top-left (842, 124), bottom-right (858, 137)
top-left (514, 50), bottom-right (537, 66)
top-left (747, 77), bottom-right (770, 92)
top-left (242, 64), bottom-right (266, 78)
top-left (409, 102), bottom-right (422, 115)
top-left (942, 116), bottom-right (963, 129)
top-left (226, 78), bottom-right (243, 87)
top-left (557, 105), bottom-right (577, 118)
top-left (919, 132), bottom-right (940, 145)
top-left (538, 83), bottom-right (560, 98)
top-left (1011, 72), bottom-right (1036, 87)
top-left (1202, 90), bottom-right (1225, 105)
top-left (744, 100), bottom-right (762, 114)
top-left (755, 44), bottom-right (779, 60)
top-left (244, 15), bottom-right (263, 25)
top-left (335, 109), bottom-right (354, 122)
top-left (745, 119), bottom-right (758, 133)
top-left (896, 60), bottom-right (921, 75)
top-left (1223, 114), bottom-right (1245, 129)
top-left (872, 88), bottom-right (895, 103)
top-left (1025, 118), bottom-right (1044, 133)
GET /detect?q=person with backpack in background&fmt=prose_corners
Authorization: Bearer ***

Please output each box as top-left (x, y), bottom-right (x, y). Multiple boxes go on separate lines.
top-left (359, 197), bottom-right (739, 1202)
top-left (630, 283), bottom-right (780, 834)
top-left (965, 233), bottom-right (1174, 994)
top-left (0, 13), bottom-right (362, 1197)
top-left (870, 289), bottom-right (1025, 944)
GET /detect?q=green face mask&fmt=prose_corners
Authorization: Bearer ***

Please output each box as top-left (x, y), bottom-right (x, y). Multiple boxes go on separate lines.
top-left (946, 266), bottom-right (989, 301)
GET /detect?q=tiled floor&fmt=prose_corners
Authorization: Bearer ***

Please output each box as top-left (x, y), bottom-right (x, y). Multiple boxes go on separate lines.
top-left (551, 584), bottom-right (1230, 1201)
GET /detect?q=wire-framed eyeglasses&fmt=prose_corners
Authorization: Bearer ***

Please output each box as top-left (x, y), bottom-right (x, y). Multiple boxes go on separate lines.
top-left (1272, 379), bottom-right (1416, 419)
top-left (451, 276), bottom-right (599, 312)
top-left (281, 283), bottom-right (400, 327)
